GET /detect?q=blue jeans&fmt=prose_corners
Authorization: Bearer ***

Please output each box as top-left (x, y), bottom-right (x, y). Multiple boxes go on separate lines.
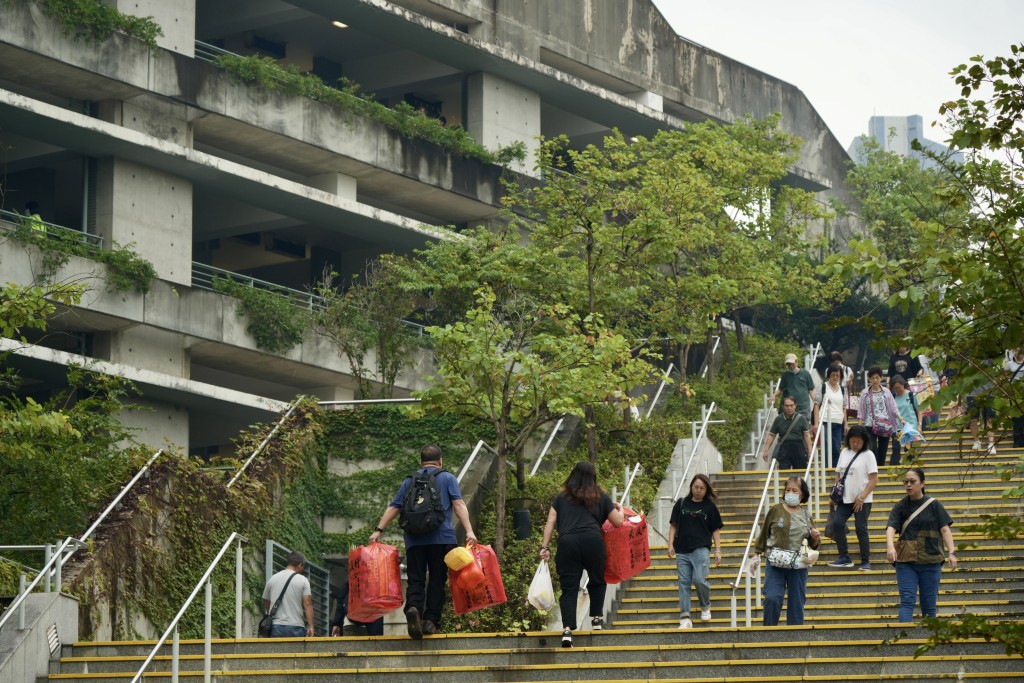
top-left (832, 502), bottom-right (872, 565)
top-left (895, 562), bottom-right (942, 622)
top-left (270, 623), bottom-right (307, 637)
top-left (825, 422), bottom-right (845, 467)
top-left (675, 547), bottom-right (711, 616)
top-left (763, 565), bottom-right (808, 626)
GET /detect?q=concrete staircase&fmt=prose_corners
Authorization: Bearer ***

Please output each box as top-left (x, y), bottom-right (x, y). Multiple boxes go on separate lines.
top-left (46, 423), bottom-right (1024, 682)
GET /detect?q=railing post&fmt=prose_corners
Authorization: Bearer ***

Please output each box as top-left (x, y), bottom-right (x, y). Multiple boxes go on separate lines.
top-left (236, 538), bottom-right (244, 639)
top-left (18, 574), bottom-right (26, 630)
top-left (54, 546), bottom-right (62, 593)
top-left (204, 580), bottom-right (213, 683)
top-left (172, 628), bottom-right (180, 683)
top-left (43, 544), bottom-right (52, 593)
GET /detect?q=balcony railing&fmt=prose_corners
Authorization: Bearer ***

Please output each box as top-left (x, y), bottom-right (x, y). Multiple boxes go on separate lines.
top-left (0, 209), bottom-right (104, 248)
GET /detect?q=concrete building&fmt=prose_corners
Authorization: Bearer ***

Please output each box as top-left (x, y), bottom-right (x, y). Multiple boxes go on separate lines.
top-left (848, 114), bottom-right (964, 169)
top-left (0, 0), bottom-right (860, 456)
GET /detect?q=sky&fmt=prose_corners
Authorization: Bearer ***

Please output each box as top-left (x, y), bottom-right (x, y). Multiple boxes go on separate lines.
top-left (650, 0), bottom-right (1023, 149)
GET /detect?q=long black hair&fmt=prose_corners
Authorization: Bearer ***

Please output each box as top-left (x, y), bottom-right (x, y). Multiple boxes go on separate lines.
top-left (562, 461), bottom-right (604, 510)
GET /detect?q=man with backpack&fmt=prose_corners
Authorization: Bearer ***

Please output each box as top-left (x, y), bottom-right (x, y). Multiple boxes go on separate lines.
top-left (368, 444), bottom-right (477, 639)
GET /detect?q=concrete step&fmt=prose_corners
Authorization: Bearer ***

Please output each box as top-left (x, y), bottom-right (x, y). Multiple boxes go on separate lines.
top-left (48, 626), bottom-right (1024, 682)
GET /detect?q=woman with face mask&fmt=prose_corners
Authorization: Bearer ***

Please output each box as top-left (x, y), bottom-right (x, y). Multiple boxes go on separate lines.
top-left (751, 477), bottom-right (821, 625)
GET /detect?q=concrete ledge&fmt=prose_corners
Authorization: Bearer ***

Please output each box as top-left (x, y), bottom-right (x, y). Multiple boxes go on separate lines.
top-left (0, 592), bottom-right (79, 683)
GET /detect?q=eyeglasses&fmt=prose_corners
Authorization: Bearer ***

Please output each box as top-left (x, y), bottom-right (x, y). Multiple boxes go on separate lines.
top-left (902, 480), bottom-right (920, 485)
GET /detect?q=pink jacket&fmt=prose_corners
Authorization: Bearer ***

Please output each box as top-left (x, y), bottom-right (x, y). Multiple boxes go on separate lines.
top-left (858, 386), bottom-right (901, 427)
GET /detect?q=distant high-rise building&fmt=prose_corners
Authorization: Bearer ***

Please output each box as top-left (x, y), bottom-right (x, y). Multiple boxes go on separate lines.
top-left (848, 115), bottom-right (963, 169)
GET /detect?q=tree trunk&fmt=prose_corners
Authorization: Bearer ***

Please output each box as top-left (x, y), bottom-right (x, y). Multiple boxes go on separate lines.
top-left (717, 316), bottom-right (734, 379)
top-left (733, 309), bottom-right (747, 352)
top-left (678, 343), bottom-right (689, 383)
top-left (494, 442), bottom-right (508, 557)
top-left (515, 448), bottom-right (526, 490)
top-left (585, 404), bottom-right (599, 463)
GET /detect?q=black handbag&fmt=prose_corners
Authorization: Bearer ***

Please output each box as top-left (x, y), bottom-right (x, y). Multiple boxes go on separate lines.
top-left (258, 571), bottom-right (298, 637)
top-left (830, 451), bottom-right (863, 505)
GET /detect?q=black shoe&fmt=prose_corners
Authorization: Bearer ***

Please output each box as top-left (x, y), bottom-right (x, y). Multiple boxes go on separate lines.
top-left (591, 616), bottom-right (604, 630)
top-left (406, 607), bottom-right (423, 640)
top-left (561, 628), bottom-right (572, 648)
top-left (422, 620), bottom-right (438, 636)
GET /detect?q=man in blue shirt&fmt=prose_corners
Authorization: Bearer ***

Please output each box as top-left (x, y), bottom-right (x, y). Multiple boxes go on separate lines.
top-left (369, 444), bottom-right (477, 639)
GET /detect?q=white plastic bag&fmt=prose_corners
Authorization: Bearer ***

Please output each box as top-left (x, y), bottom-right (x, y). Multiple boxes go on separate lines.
top-left (527, 559), bottom-right (555, 612)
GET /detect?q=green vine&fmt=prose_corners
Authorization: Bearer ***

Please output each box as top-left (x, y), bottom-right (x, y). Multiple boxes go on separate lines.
top-left (7, 223), bottom-right (157, 293)
top-left (19, 0), bottom-right (164, 52)
top-left (212, 54), bottom-right (527, 167)
top-left (212, 276), bottom-right (308, 354)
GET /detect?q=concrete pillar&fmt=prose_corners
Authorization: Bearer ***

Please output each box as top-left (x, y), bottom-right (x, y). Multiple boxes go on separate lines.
top-left (307, 172), bottom-right (357, 201)
top-left (107, 0), bottom-right (196, 57)
top-left (466, 72), bottom-right (541, 176)
top-left (624, 90), bottom-right (664, 112)
top-left (94, 327), bottom-right (190, 451)
top-left (93, 98), bottom-right (192, 286)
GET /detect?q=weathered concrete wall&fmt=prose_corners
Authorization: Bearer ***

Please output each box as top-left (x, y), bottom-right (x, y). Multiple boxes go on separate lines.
top-left (0, 592), bottom-right (78, 683)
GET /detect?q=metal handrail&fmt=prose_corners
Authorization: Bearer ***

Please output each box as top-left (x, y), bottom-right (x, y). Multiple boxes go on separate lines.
top-left (530, 417), bottom-right (564, 477)
top-left (192, 262), bottom-right (322, 311)
top-left (457, 440), bottom-right (498, 484)
top-left (318, 398), bottom-right (421, 407)
top-left (730, 345), bottom-right (827, 627)
top-left (0, 208), bottom-right (104, 248)
top-left (700, 337), bottom-right (721, 379)
top-left (77, 449), bottom-right (163, 549)
top-left (672, 402), bottom-right (721, 501)
top-left (130, 532), bottom-right (247, 683)
top-left (0, 536), bottom-right (87, 633)
top-left (752, 379), bottom-right (782, 461)
top-left (227, 398), bottom-right (302, 488)
top-left (646, 362), bottom-right (676, 419)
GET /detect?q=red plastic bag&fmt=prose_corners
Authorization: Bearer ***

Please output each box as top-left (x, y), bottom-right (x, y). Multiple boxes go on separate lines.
top-left (603, 506), bottom-right (650, 584)
top-left (449, 543), bottom-right (507, 614)
top-left (348, 542), bottom-right (403, 622)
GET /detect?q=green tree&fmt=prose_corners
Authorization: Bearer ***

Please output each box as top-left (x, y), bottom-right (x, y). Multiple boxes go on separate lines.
top-left (417, 286), bottom-right (659, 554)
top-left (822, 44), bottom-right (1024, 656)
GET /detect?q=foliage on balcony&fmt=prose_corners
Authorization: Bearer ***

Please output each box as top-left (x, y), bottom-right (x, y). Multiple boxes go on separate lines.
top-left (213, 53), bottom-right (527, 166)
top-left (17, 0), bottom-right (164, 52)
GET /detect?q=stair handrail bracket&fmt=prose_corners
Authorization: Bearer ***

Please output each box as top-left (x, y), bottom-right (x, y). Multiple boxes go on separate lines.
top-left (131, 532), bottom-right (248, 683)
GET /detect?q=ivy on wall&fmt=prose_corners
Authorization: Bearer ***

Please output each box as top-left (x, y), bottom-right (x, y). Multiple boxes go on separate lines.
top-left (7, 225), bottom-right (158, 294)
top-left (212, 276), bottom-right (308, 354)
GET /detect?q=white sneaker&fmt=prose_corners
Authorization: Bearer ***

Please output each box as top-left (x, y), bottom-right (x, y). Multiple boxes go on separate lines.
top-left (700, 607), bottom-right (712, 622)
top-left (679, 617), bottom-right (693, 629)
top-left (972, 440), bottom-right (982, 451)
top-left (988, 443), bottom-right (997, 455)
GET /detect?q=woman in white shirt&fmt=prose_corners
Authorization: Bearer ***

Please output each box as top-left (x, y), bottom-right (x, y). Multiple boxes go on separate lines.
top-left (827, 425), bottom-right (879, 571)
top-left (813, 365), bottom-right (848, 467)
top-left (1007, 348), bottom-right (1024, 447)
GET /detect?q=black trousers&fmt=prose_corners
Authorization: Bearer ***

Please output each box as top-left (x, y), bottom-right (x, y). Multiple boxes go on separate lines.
top-left (775, 440), bottom-right (808, 470)
top-left (555, 530), bottom-right (607, 630)
top-left (405, 543), bottom-right (455, 626)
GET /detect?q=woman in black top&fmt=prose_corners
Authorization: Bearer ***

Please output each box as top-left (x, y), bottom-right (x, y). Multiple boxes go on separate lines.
top-left (885, 468), bottom-right (957, 622)
top-left (668, 473), bottom-right (724, 628)
top-left (540, 461), bottom-right (624, 647)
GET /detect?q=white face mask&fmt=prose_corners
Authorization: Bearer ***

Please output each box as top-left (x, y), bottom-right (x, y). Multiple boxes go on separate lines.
top-left (784, 492), bottom-right (801, 506)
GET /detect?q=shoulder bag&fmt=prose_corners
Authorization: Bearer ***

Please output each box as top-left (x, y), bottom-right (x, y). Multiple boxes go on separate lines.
top-left (830, 451), bottom-right (863, 505)
top-left (258, 571), bottom-right (299, 637)
top-left (767, 508), bottom-right (817, 569)
top-left (894, 497), bottom-right (936, 563)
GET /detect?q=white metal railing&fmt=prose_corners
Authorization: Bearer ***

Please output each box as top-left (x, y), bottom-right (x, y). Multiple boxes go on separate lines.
top-left (227, 399), bottom-right (303, 488)
top-left (700, 337), bottom-right (721, 379)
top-left (0, 208), bottom-right (104, 248)
top-left (457, 440), bottom-right (498, 484)
top-left (0, 537), bottom-right (87, 633)
top-left (671, 403), bottom-right (723, 502)
top-left (130, 533), bottom-right (247, 683)
top-left (76, 449), bottom-right (163, 550)
top-left (530, 417), bottom-right (564, 477)
top-left (318, 398), bottom-right (421, 408)
top-left (646, 362), bottom-right (676, 419)
top-left (806, 342), bottom-right (823, 373)
top-left (612, 463), bottom-right (642, 508)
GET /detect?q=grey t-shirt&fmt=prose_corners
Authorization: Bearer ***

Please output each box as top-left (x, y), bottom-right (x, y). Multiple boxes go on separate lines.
top-left (262, 569), bottom-right (311, 628)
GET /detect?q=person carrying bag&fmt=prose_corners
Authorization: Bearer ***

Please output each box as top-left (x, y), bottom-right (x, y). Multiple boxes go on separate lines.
top-left (258, 572), bottom-right (298, 637)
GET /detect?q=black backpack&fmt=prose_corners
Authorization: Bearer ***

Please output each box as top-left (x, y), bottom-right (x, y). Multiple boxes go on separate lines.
top-left (399, 468), bottom-right (447, 535)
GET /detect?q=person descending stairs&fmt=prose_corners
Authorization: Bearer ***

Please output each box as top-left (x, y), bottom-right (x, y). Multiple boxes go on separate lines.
top-left (46, 412), bottom-right (1024, 682)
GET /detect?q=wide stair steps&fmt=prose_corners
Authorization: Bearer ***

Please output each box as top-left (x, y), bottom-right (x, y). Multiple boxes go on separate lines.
top-left (49, 426), bottom-right (1024, 682)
